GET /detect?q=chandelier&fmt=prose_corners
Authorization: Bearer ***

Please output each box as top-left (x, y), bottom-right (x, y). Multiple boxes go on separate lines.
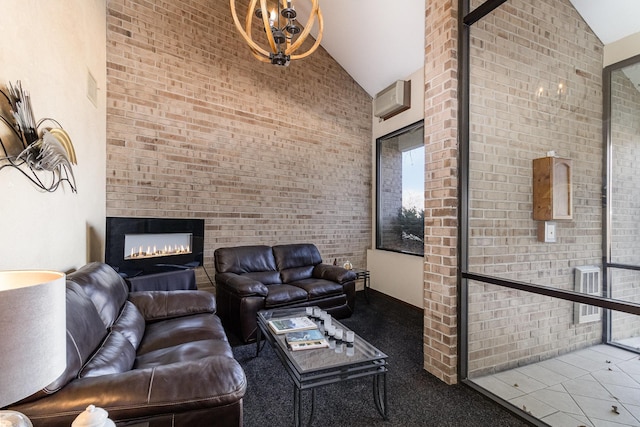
top-left (230, 0), bottom-right (324, 67)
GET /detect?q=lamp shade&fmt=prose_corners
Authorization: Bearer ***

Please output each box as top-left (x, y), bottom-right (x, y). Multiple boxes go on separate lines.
top-left (0, 271), bottom-right (66, 408)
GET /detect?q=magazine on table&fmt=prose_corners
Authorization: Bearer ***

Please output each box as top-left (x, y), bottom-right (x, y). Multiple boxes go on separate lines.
top-left (267, 316), bottom-right (317, 334)
top-left (285, 329), bottom-right (329, 351)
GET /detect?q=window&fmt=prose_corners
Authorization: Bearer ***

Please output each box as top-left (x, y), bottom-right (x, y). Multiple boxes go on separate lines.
top-left (376, 120), bottom-right (424, 256)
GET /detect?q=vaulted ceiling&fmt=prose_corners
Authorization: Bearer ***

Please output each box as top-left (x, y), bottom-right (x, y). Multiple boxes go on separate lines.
top-left (297, 1), bottom-right (640, 98)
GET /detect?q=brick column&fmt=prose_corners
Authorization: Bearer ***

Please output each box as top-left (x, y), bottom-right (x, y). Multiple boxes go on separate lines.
top-left (423, 0), bottom-right (459, 385)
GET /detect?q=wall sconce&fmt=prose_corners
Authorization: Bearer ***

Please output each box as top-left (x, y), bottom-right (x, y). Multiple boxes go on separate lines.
top-left (533, 66), bottom-right (588, 122)
top-left (534, 79), bottom-right (570, 120)
top-left (0, 81), bottom-right (77, 193)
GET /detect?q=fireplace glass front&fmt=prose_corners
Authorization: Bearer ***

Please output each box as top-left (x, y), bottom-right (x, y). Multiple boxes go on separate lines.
top-left (124, 233), bottom-right (192, 260)
top-left (106, 217), bottom-right (204, 277)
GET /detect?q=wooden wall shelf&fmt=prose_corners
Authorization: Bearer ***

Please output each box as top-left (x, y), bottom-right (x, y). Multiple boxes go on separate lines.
top-left (533, 156), bottom-right (572, 221)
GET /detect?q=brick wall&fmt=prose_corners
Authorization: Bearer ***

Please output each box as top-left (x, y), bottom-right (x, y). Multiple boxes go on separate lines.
top-left (466, 0), bottom-right (604, 376)
top-left (423, 0), bottom-right (459, 385)
top-left (378, 140), bottom-right (403, 248)
top-left (105, 0), bottom-right (372, 286)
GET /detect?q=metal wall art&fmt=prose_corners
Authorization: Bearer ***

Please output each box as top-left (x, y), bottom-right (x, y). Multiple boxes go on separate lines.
top-left (0, 81), bottom-right (77, 193)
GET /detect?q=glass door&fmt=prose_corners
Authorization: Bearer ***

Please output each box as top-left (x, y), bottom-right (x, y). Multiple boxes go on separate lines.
top-left (606, 54), bottom-right (640, 351)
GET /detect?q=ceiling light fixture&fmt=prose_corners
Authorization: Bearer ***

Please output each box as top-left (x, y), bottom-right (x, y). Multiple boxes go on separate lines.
top-left (230, 0), bottom-right (323, 67)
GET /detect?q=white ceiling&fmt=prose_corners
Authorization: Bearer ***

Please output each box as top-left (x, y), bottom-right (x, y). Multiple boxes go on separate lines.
top-left (296, 0), bottom-right (424, 97)
top-left (297, 1), bottom-right (640, 98)
top-left (569, 0), bottom-right (640, 45)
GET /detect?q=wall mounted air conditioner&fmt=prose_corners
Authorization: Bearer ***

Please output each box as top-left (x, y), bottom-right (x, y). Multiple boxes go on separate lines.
top-left (373, 80), bottom-right (411, 120)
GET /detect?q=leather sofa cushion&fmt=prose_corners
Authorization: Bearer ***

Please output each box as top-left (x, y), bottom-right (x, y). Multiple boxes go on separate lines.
top-left (112, 301), bottom-right (145, 349)
top-left (68, 262), bottom-right (129, 328)
top-left (137, 313), bottom-right (228, 355)
top-left (242, 271), bottom-right (281, 285)
top-left (273, 243), bottom-right (322, 270)
top-left (264, 284), bottom-right (308, 307)
top-left (279, 265), bottom-right (314, 284)
top-left (215, 245), bottom-right (279, 276)
top-left (288, 278), bottom-right (344, 299)
top-left (79, 330), bottom-right (136, 378)
top-left (129, 290), bottom-right (216, 321)
top-left (12, 355), bottom-right (246, 426)
top-left (135, 340), bottom-right (233, 369)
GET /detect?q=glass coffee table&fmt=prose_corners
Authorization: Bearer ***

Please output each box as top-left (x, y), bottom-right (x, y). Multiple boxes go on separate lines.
top-left (256, 306), bottom-right (388, 426)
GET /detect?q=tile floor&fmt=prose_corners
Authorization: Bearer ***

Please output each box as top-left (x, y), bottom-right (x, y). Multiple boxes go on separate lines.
top-left (472, 343), bottom-right (640, 426)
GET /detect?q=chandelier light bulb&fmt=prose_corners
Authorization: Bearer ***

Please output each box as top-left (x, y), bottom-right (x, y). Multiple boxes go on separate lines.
top-left (269, 9), bottom-right (276, 27)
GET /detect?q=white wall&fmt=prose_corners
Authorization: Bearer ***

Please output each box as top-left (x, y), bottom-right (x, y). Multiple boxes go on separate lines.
top-left (604, 32), bottom-right (640, 66)
top-left (369, 67), bottom-right (425, 307)
top-left (0, 0), bottom-right (106, 272)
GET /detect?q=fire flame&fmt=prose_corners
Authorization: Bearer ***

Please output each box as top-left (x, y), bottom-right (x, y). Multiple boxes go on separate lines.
top-left (127, 243), bottom-right (191, 259)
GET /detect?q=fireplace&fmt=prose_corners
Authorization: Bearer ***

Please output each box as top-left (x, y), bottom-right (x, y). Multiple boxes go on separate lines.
top-left (106, 217), bottom-right (205, 277)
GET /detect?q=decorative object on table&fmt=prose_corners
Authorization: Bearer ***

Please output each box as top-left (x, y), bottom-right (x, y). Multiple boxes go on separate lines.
top-left (343, 260), bottom-right (352, 270)
top-left (0, 81), bottom-right (77, 192)
top-left (0, 270), bottom-right (66, 426)
top-left (268, 316), bottom-right (317, 334)
top-left (0, 410), bottom-right (33, 427)
top-left (230, 0), bottom-right (323, 67)
top-left (285, 328), bottom-right (328, 351)
top-left (71, 405), bottom-right (115, 427)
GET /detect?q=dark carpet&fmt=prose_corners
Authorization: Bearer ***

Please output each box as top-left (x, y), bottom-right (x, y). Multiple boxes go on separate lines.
top-left (230, 291), bottom-right (531, 427)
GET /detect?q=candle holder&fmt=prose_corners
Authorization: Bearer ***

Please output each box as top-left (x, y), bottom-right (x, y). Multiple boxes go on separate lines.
top-left (324, 317), bottom-right (332, 329)
top-left (326, 324), bottom-right (336, 338)
top-left (345, 330), bottom-right (355, 346)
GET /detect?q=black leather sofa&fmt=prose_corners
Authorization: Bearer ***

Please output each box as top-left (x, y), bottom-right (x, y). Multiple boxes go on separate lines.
top-left (214, 243), bottom-right (356, 343)
top-left (8, 262), bottom-right (246, 427)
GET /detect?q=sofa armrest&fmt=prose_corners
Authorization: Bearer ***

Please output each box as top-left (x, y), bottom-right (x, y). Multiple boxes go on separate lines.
top-left (129, 290), bottom-right (216, 321)
top-left (13, 356), bottom-right (246, 425)
top-left (215, 272), bottom-right (268, 297)
top-left (313, 264), bottom-right (356, 284)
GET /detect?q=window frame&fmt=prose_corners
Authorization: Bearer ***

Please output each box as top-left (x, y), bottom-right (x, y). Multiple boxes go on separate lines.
top-left (375, 119), bottom-right (425, 257)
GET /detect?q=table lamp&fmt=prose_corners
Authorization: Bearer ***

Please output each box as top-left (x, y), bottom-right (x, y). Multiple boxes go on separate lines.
top-left (0, 271), bottom-right (67, 427)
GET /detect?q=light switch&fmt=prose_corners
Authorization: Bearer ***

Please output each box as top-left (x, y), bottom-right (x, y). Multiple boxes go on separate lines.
top-left (537, 221), bottom-right (557, 243)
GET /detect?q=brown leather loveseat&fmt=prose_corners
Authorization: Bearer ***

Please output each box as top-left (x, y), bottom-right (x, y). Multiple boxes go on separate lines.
top-left (214, 243), bottom-right (356, 343)
top-left (8, 262), bottom-right (246, 427)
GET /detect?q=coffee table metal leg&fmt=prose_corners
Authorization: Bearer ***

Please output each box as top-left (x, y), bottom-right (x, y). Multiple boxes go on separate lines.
top-left (308, 388), bottom-right (316, 426)
top-left (255, 327), bottom-right (262, 357)
top-left (294, 386), bottom-right (301, 427)
top-left (363, 274), bottom-right (370, 304)
top-left (293, 387), bottom-right (316, 427)
top-left (372, 372), bottom-right (388, 420)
